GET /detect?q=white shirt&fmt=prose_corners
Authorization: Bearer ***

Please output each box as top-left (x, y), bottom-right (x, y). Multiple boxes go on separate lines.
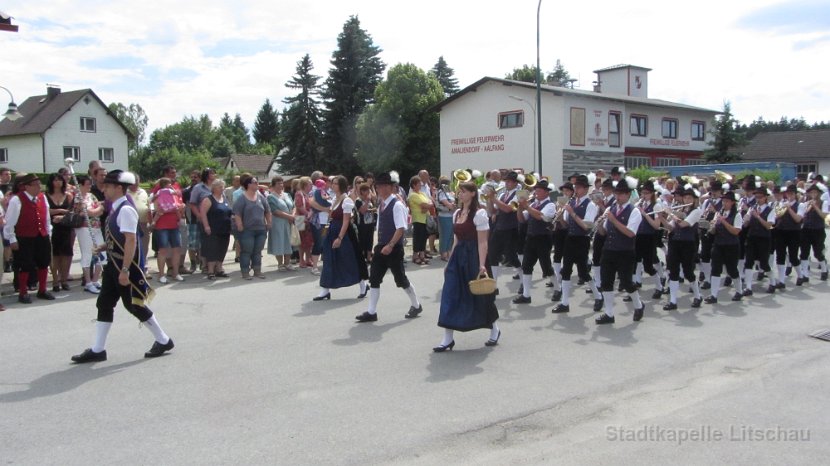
top-left (563, 195), bottom-right (598, 224)
top-left (340, 197), bottom-right (355, 215)
top-left (604, 202), bottom-right (642, 233)
top-left (670, 206), bottom-right (703, 229)
top-left (111, 196), bottom-right (139, 234)
top-left (453, 208), bottom-right (490, 231)
top-left (3, 192), bottom-right (53, 244)
top-left (380, 194), bottom-right (408, 231)
top-left (522, 198), bottom-right (557, 221)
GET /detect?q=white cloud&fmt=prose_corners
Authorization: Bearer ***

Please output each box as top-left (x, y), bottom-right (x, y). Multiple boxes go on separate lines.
top-left (1, 0), bottom-right (828, 139)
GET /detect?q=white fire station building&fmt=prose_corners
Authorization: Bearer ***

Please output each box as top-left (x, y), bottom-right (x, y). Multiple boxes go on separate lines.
top-left (434, 65), bottom-right (719, 184)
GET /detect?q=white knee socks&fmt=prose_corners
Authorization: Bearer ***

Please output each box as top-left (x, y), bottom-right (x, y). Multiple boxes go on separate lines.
top-left (521, 274), bottom-right (532, 298)
top-left (143, 315), bottom-right (170, 344)
top-left (92, 321), bottom-right (112, 353)
top-left (404, 285), bottom-right (420, 308)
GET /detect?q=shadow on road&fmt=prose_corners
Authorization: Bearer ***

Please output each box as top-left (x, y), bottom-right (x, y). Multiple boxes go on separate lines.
top-left (424, 347), bottom-right (492, 383)
top-left (331, 319), bottom-right (413, 346)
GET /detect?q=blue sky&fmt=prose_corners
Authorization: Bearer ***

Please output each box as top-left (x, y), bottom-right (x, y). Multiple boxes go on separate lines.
top-left (2, 0), bottom-right (828, 137)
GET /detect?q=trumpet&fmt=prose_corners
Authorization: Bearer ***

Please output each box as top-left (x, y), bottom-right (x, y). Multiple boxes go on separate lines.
top-left (774, 201), bottom-right (790, 218)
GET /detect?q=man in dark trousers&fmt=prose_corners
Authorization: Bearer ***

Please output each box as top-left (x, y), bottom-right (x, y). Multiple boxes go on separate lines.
top-left (355, 172), bottom-right (422, 322)
top-left (71, 170), bottom-right (174, 363)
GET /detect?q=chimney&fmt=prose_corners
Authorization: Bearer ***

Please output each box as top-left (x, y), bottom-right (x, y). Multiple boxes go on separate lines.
top-left (46, 84), bottom-right (61, 99)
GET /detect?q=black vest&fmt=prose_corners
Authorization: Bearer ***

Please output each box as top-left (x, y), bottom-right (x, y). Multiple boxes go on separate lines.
top-left (671, 207), bottom-right (698, 242)
top-left (775, 201), bottom-right (801, 231)
top-left (527, 199), bottom-right (552, 236)
top-left (803, 203), bottom-right (825, 230)
top-left (567, 197), bottom-right (591, 237)
top-left (495, 189), bottom-right (518, 231)
top-left (637, 201), bottom-right (657, 235)
top-left (747, 205), bottom-right (773, 238)
top-left (604, 204), bottom-right (635, 251)
top-left (377, 197), bottom-right (399, 246)
top-left (713, 209), bottom-right (740, 245)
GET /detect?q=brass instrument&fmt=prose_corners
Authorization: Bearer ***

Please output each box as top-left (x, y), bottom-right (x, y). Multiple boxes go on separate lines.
top-left (545, 196), bottom-right (572, 230)
top-left (681, 175), bottom-right (701, 185)
top-left (523, 173), bottom-right (538, 189)
top-left (453, 168), bottom-right (472, 183)
top-left (714, 170), bottom-right (733, 182)
top-left (708, 210), bottom-right (721, 235)
top-left (774, 200), bottom-right (790, 218)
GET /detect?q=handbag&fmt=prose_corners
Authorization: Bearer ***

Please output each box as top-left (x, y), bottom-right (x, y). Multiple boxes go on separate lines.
top-left (294, 215), bottom-right (306, 232)
top-left (59, 212), bottom-right (85, 228)
top-left (290, 224), bottom-right (301, 247)
top-left (469, 272), bottom-right (496, 295)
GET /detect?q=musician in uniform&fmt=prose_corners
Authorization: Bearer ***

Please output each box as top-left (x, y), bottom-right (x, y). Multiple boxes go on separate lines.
top-left (799, 182), bottom-right (829, 282)
top-left (590, 178), bottom-right (615, 311)
top-left (741, 184), bottom-right (777, 295)
top-left (704, 191), bottom-right (744, 303)
top-left (550, 181), bottom-right (574, 302)
top-left (773, 184), bottom-right (805, 288)
top-left (634, 181), bottom-right (666, 299)
top-left (737, 175), bottom-right (758, 278)
top-left (697, 181), bottom-right (723, 289)
top-left (486, 171), bottom-right (521, 292)
top-left (595, 178), bottom-right (645, 324)
top-left (355, 172), bottom-right (423, 322)
top-left (661, 185), bottom-right (703, 310)
top-left (551, 175), bottom-right (602, 314)
top-left (71, 170), bottom-right (174, 363)
top-left (3, 173), bottom-right (55, 304)
top-left (513, 180), bottom-right (556, 304)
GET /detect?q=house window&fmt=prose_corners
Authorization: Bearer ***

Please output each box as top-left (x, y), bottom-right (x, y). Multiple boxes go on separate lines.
top-left (630, 115), bottom-right (647, 137)
top-left (608, 112), bottom-right (621, 147)
top-left (625, 155), bottom-right (651, 170)
top-left (63, 146), bottom-right (81, 162)
top-left (498, 111), bottom-right (524, 129)
top-left (797, 163), bottom-right (817, 179)
top-left (691, 121), bottom-right (706, 141)
top-left (661, 119), bottom-right (678, 139)
top-left (0, 148), bottom-right (7, 163)
top-left (656, 157), bottom-right (681, 167)
top-left (98, 147), bottom-right (114, 163)
top-left (685, 158), bottom-right (707, 166)
top-left (80, 117), bottom-right (97, 132)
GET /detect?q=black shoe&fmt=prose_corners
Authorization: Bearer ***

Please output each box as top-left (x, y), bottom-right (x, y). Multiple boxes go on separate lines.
top-left (512, 295), bottom-right (531, 304)
top-left (758, 272), bottom-right (767, 280)
top-left (512, 273), bottom-right (520, 280)
top-left (701, 281), bottom-right (711, 290)
top-left (679, 277), bottom-right (685, 284)
top-left (595, 313), bottom-right (615, 324)
top-left (71, 348), bottom-right (107, 363)
top-left (494, 288), bottom-right (500, 296)
top-left (622, 295), bottom-right (632, 302)
top-left (433, 340), bottom-right (455, 352)
top-left (593, 298), bottom-right (604, 312)
top-left (18, 294), bottom-right (32, 304)
top-left (312, 293), bottom-right (331, 301)
top-left (651, 289), bottom-right (663, 300)
top-left (795, 277), bottom-right (806, 286)
top-left (517, 285), bottom-right (524, 295)
top-left (731, 292), bottom-right (743, 302)
top-left (633, 305), bottom-right (644, 321)
top-left (405, 305), bottom-right (423, 319)
top-left (53, 285), bottom-right (61, 292)
top-left (356, 291), bottom-right (368, 299)
top-left (698, 271), bottom-right (705, 282)
top-left (551, 290), bottom-right (562, 302)
top-left (485, 330), bottom-right (501, 347)
top-left (545, 281), bottom-right (555, 288)
top-left (551, 304), bottom-right (570, 314)
top-left (704, 296), bottom-right (718, 304)
top-left (691, 297), bottom-right (702, 308)
top-left (355, 311), bottom-right (377, 322)
top-left (635, 282), bottom-right (642, 289)
top-left (742, 289), bottom-right (753, 297)
top-left (36, 291), bottom-right (56, 301)
top-left (766, 285), bottom-right (776, 294)
top-left (663, 302), bottom-right (678, 311)
top-left (577, 278), bottom-right (585, 286)
top-left (785, 266), bottom-right (792, 276)
top-left (214, 271), bottom-right (230, 278)
top-left (585, 288), bottom-right (593, 294)
top-left (144, 339), bottom-right (175, 358)
top-left (821, 272), bottom-right (828, 281)
top-left (3, 262), bottom-right (11, 273)
top-left (617, 285), bottom-right (624, 292)
top-left (723, 276), bottom-right (733, 287)
top-left (774, 282), bottom-right (785, 290)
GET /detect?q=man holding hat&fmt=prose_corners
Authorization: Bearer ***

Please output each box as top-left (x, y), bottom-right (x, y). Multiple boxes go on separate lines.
top-left (513, 180), bottom-right (556, 304)
top-left (71, 170), bottom-right (174, 363)
top-left (3, 173), bottom-right (54, 304)
top-left (355, 172), bottom-right (423, 322)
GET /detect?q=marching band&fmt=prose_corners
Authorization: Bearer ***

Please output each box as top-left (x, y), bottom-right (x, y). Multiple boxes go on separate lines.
top-left (444, 166), bottom-right (830, 325)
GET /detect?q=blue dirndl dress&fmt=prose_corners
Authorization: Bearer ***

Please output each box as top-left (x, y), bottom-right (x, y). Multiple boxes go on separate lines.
top-left (320, 199), bottom-right (369, 289)
top-left (438, 208), bottom-right (499, 331)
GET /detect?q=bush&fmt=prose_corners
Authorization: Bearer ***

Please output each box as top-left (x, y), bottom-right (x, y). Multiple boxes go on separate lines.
top-left (734, 169), bottom-right (781, 184)
top-left (627, 166), bottom-right (669, 185)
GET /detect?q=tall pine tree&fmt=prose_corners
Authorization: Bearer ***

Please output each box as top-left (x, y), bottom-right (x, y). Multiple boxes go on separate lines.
top-left (705, 101), bottom-right (746, 163)
top-left (253, 98), bottom-right (280, 146)
top-left (321, 16), bottom-right (386, 176)
top-left (279, 54), bottom-right (324, 175)
top-left (430, 56), bottom-right (460, 97)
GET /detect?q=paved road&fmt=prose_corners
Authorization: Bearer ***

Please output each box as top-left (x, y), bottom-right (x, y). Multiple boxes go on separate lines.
top-left (1, 252), bottom-right (828, 465)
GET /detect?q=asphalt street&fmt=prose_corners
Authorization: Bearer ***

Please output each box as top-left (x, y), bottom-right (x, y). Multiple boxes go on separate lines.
top-left (1, 250), bottom-right (828, 465)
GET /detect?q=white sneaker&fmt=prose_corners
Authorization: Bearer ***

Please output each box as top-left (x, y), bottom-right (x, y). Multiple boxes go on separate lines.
top-left (85, 283), bottom-right (100, 294)
top-left (159, 276), bottom-right (168, 284)
top-left (311, 267), bottom-right (321, 276)
top-left (173, 275), bottom-right (184, 282)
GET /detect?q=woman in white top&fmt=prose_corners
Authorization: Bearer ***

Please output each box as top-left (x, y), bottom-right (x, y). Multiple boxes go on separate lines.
top-left (313, 175), bottom-right (369, 301)
top-left (434, 182), bottom-right (501, 352)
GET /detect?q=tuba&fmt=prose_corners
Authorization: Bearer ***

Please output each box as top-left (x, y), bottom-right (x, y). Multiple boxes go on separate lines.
top-left (523, 173), bottom-right (538, 189)
top-left (453, 168), bottom-right (471, 183)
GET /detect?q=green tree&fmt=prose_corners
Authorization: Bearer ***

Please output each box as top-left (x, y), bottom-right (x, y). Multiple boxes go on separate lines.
top-left (252, 98), bottom-right (280, 147)
top-left (430, 56), bottom-right (460, 96)
top-left (506, 59), bottom-right (573, 86)
top-left (321, 16), bottom-right (386, 176)
top-left (148, 114), bottom-right (215, 154)
top-left (705, 101), bottom-right (746, 163)
top-left (217, 113), bottom-right (250, 155)
top-left (505, 65), bottom-right (539, 83)
top-left (108, 102), bottom-right (148, 151)
top-left (546, 59), bottom-right (572, 87)
top-left (279, 54), bottom-right (324, 175)
top-left (356, 63), bottom-right (444, 176)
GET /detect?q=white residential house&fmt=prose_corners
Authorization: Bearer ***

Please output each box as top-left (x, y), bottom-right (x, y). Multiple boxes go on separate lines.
top-left (0, 85), bottom-right (133, 173)
top-left (434, 65), bottom-right (719, 184)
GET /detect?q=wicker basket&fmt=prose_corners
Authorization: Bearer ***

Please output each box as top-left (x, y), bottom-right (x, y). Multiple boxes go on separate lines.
top-left (469, 272), bottom-right (496, 295)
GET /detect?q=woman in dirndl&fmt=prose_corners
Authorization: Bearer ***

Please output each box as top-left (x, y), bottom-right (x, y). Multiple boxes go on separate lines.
top-left (434, 181), bottom-right (500, 352)
top-left (313, 175), bottom-right (369, 301)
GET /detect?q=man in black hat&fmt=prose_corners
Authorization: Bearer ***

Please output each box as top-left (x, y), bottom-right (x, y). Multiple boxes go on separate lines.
top-left (3, 173), bottom-right (54, 304)
top-left (634, 181), bottom-right (666, 299)
top-left (595, 177), bottom-right (645, 324)
top-left (704, 190), bottom-right (744, 304)
top-left (355, 172), bottom-right (423, 322)
top-left (552, 175), bottom-right (602, 314)
top-left (589, 178), bottom-right (616, 311)
top-left (71, 170), bottom-right (174, 363)
top-left (485, 171), bottom-right (521, 291)
top-left (799, 182), bottom-right (829, 282)
top-left (513, 180), bottom-right (556, 304)
top-left (741, 185), bottom-right (777, 296)
top-left (550, 181), bottom-right (574, 301)
top-left (773, 184), bottom-right (806, 287)
top-left (698, 180), bottom-right (724, 289)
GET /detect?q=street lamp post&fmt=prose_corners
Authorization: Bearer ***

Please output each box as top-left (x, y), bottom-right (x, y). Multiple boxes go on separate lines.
top-left (0, 85), bottom-right (23, 121)
top-left (535, 0), bottom-right (543, 177)
top-left (509, 95), bottom-right (536, 172)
